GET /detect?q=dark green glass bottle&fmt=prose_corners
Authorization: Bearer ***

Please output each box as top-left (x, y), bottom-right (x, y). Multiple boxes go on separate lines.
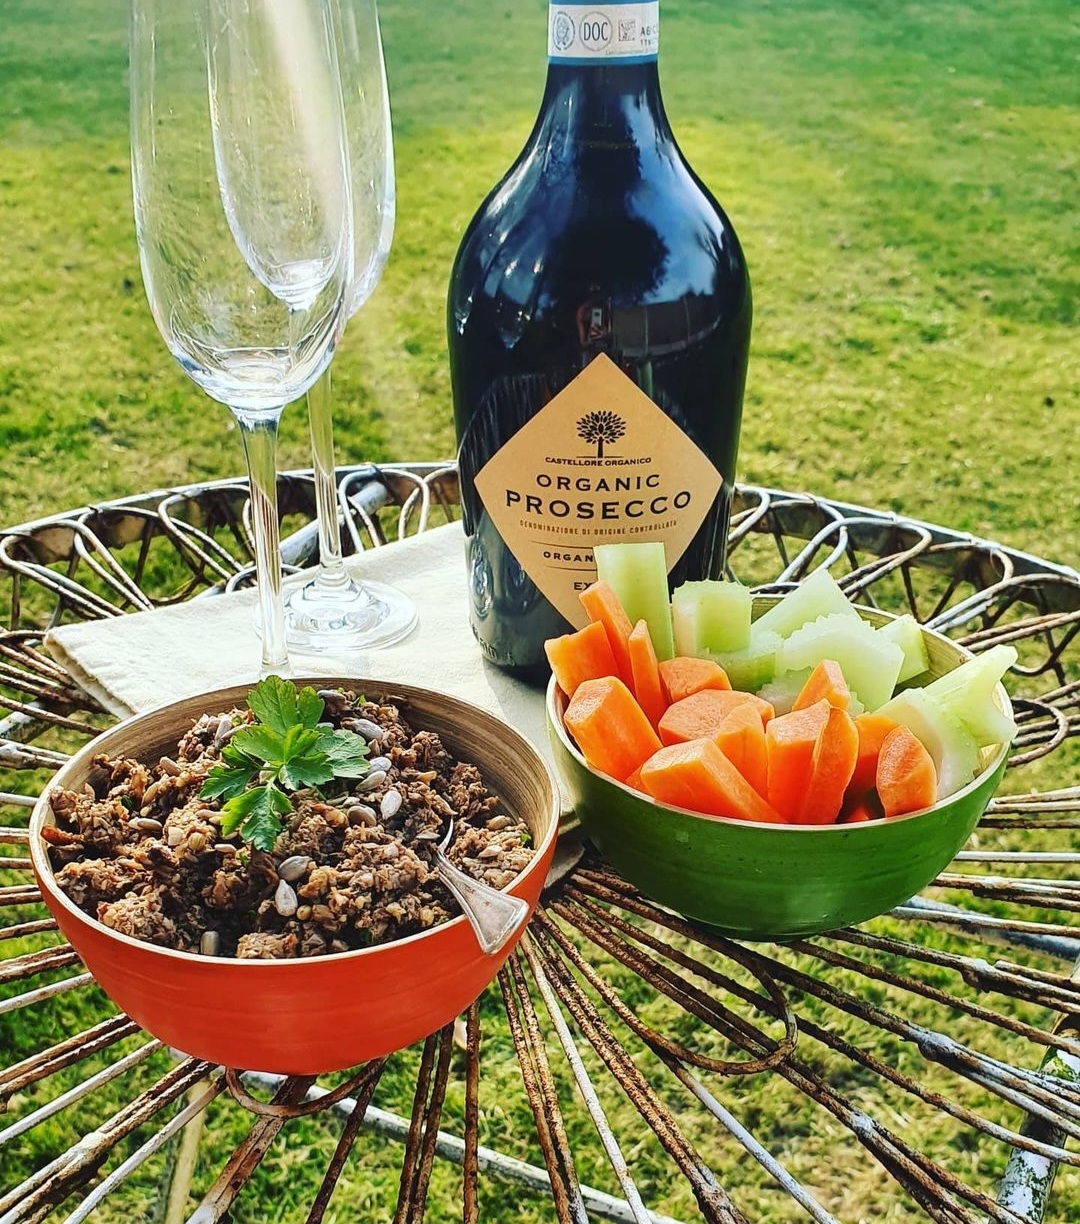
top-left (449, 1), bottom-right (751, 679)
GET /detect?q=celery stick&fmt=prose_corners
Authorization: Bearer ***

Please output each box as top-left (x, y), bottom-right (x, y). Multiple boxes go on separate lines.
top-left (671, 580), bottom-right (752, 656)
top-left (922, 645), bottom-right (1018, 747)
top-left (712, 630), bottom-right (782, 692)
top-left (756, 668), bottom-right (812, 715)
top-left (594, 541), bottom-right (675, 661)
top-left (876, 615), bottom-right (931, 683)
top-left (750, 567), bottom-right (858, 646)
top-left (780, 612), bottom-right (903, 712)
top-left (671, 586), bottom-right (702, 657)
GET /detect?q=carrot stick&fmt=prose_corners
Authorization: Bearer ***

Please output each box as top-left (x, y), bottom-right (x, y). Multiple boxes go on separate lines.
top-left (795, 704), bottom-right (858, 824)
top-left (840, 791), bottom-right (885, 823)
top-left (628, 619), bottom-right (666, 729)
top-left (579, 580), bottom-right (634, 688)
top-left (876, 725), bottom-right (937, 817)
top-left (844, 711), bottom-right (901, 806)
top-left (841, 802), bottom-right (872, 823)
top-left (765, 699), bottom-right (831, 822)
top-left (564, 675), bottom-right (661, 783)
top-left (658, 655), bottom-right (732, 704)
top-left (713, 702), bottom-right (769, 799)
top-left (792, 659), bottom-right (852, 712)
top-left (658, 688), bottom-right (775, 746)
top-left (639, 737), bottom-right (783, 824)
top-left (544, 620), bottom-right (619, 699)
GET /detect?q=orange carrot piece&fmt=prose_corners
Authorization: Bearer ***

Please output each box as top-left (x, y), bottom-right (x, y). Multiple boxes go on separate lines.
top-left (658, 689), bottom-right (775, 746)
top-left (657, 655), bottom-right (732, 705)
top-left (628, 619), bottom-right (667, 729)
top-left (792, 659), bottom-right (852, 712)
top-left (713, 702), bottom-right (769, 799)
top-left (639, 738), bottom-right (783, 824)
top-left (564, 675), bottom-right (661, 783)
top-left (764, 699), bottom-right (831, 822)
top-left (876, 725), bottom-right (937, 817)
top-left (845, 712), bottom-right (901, 805)
top-left (841, 790), bottom-right (885, 823)
top-left (841, 802), bottom-right (872, 823)
top-left (544, 621), bottom-right (619, 699)
top-left (579, 580), bottom-right (634, 688)
top-left (795, 705), bottom-right (858, 824)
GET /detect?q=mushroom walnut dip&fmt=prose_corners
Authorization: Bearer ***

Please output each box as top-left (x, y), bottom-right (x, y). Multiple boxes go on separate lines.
top-left (44, 687), bottom-right (534, 959)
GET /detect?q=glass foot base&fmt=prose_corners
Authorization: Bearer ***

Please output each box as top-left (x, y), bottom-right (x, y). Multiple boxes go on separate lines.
top-left (283, 576), bottom-right (418, 653)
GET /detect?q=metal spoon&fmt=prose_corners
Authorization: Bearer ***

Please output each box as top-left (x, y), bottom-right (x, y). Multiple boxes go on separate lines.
top-left (434, 818), bottom-right (529, 956)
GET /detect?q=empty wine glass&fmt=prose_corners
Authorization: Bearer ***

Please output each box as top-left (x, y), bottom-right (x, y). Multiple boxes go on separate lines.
top-left (130, 0), bottom-right (353, 674)
top-left (284, 0), bottom-right (418, 654)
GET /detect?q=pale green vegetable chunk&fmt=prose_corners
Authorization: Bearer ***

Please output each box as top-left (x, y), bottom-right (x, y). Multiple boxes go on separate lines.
top-left (921, 645), bottom-right (1018, 747)
top-left (780, 612), bottom-right (904, 712)
top-left (756, 668), bottom-right (812, 715)
top-left (594, 541), bottom-right (675, 661)
top-left (876, 615), bottom-right (932, 683)
top-left (671, 579), bottom-right (752, 656)
top-left (750, 567), bottom-right (859, 647)
top-left (711, 631), bottom-right (782, 693)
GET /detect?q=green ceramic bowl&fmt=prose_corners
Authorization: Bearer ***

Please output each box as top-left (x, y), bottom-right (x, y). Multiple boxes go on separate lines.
top-left (547, 605), bottom-right (1012, 941)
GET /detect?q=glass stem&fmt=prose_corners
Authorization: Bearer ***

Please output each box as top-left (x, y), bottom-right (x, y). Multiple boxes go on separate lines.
top-left (306, 364), bottom-right (350, 592)
top-left (235, 407), bottom-right (289, 675)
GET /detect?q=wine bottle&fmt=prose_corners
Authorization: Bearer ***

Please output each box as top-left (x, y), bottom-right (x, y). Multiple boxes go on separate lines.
top-left (448, 0), bottom-right (751, 679)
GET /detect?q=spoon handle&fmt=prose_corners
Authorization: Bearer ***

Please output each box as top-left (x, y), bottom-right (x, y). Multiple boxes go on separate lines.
top-left (436, 850), bottom-right (529, 956)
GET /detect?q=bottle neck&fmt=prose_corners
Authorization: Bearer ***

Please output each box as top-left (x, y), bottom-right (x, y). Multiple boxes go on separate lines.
top-left (541, 0), bottom-right (667, 146)
top-left (538, 62), bottom-right (668, 145)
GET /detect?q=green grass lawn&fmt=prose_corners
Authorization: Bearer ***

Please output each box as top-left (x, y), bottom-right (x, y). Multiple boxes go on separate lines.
top-left (1, 1), bottom-right (1078, 1220)
top-left (0, 0), bottom-right (1077, 563)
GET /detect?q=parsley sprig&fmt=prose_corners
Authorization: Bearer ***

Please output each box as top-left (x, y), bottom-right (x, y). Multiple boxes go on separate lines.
top-left (200, 676), bottom-right (370, 852)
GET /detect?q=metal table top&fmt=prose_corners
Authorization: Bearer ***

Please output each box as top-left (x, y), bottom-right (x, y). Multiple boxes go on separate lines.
top-left (1, 464), bottom-right (1077, 1224)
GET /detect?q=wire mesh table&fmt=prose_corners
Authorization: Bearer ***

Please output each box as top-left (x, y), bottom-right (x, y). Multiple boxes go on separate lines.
top-left (1, 463), bottom-right (1078, 1224)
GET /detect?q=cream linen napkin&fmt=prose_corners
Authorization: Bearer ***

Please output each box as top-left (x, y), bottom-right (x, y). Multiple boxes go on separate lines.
top-left (44, 521), bottom-right (555, 763)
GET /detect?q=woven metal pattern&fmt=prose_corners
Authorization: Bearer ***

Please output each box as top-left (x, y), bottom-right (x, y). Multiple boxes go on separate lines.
top-left (1, 465), bottom-right (1077, 1223)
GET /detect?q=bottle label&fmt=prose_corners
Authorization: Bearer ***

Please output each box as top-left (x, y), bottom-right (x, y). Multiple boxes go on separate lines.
top-left (473, 354), bottom-right (721, 629)
top-left (548, 2), bottom-right (659, 64)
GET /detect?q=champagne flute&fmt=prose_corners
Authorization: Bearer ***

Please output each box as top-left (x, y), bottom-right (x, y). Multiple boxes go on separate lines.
top-left (284, 0), bottom-right (418, 654)
top-left (130, 0), bottom-right (353, 674)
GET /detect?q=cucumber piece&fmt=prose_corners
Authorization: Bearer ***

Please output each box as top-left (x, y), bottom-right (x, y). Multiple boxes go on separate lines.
top-left (877, 615), bottom-right (931, 683)
top-left (594, 542), bottom-right (675, 661)
top-left (876, 688), bottom-right (982, 800)
top-left (711, 630), bottom-right (782, 693)
top-left (922, 645), bottom-right (1018, 747)
top-left (750, 567), bottom-right (859, 646)
top-left (756, 668), bottom-right (812, 715)
top-left (780, 612), bottom-right (904, 712)
top-left (671, 580), bottom-right (752, 656)
top-left (671, 592), bottom-right (698, 658)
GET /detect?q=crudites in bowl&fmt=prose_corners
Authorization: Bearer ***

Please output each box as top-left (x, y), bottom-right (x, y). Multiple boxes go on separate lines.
top-left (547, 606), bottom-right (1012, 942)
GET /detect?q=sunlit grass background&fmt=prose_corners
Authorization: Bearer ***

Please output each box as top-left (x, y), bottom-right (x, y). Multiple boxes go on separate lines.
top-left (0, 0), bottom-right (1078, 1220)
top-left (1, 0), bottom-right (1076, 562)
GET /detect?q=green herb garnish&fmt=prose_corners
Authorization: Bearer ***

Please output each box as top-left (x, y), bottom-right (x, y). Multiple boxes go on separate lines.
top-left (200, 675), bottom-right (370, 852)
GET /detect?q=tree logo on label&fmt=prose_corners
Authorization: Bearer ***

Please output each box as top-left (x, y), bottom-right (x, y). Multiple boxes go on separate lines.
top-left (577, 410), bottom-right (626, 458)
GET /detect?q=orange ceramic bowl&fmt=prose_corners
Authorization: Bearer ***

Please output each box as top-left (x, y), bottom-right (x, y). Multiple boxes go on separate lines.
top-left (31, 677), bottom-right (559, 1075)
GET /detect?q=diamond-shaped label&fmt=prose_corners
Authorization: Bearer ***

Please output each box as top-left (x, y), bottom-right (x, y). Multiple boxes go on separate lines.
top-left (474, 354), bottom-right (722, 628)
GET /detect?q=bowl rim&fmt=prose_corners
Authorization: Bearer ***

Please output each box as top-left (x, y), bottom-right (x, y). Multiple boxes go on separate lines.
top-left (31, 675), bottom-right (561, 968)
top-left (546, 603), bottom-right (1013, 833)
